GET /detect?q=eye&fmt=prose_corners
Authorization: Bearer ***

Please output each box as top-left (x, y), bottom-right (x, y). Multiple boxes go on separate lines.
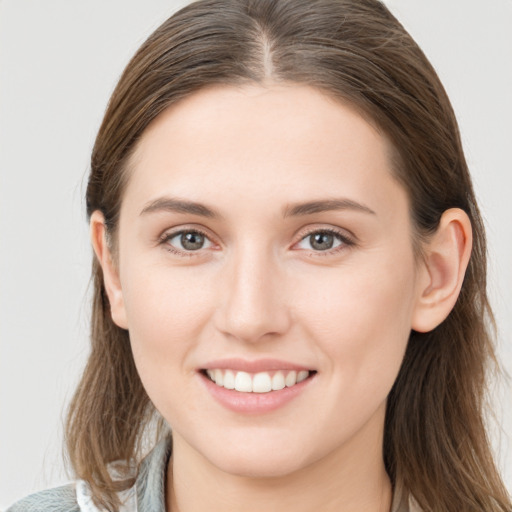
top-left (161, 229), bottom-right (214, 254)
top-left (295, 229), bottom-right (354, 254)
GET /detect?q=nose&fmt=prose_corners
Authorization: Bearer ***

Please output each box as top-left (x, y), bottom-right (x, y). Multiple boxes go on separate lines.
top-left (214, 243), bottom-right (291, 344)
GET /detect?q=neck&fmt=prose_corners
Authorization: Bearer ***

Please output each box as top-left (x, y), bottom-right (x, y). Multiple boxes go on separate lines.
top-left (166, 413), bottom-right (392, 512)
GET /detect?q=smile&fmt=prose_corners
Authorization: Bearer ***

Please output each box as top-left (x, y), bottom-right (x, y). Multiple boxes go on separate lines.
top-left (204, 369), bottom-right (311, 393)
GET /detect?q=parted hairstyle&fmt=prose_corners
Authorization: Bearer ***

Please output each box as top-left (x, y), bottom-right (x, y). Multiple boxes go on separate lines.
top-left (65, 0), bottom-right (511, 511)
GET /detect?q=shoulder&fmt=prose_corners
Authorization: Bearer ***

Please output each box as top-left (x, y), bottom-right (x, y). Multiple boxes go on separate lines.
top-left (5, 483), bottom-right (79, 512)
top-left (5, 436), bottom-right (173, 512)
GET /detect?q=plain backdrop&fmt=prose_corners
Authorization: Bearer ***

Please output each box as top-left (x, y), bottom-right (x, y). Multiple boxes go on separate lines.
top-left (1, 0), bottom-right (511, 508)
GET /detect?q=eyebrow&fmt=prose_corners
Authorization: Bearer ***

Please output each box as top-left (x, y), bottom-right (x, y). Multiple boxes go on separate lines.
top-left (140, 197), bottom-right (222, 219)
top-left (140, 196), bottom-right (376, 219)
top-left (283, 198), bottom-right (376, 217)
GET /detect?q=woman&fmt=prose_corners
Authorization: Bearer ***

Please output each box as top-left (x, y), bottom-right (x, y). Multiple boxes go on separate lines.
top-left (7, 0), bottom-right (511, 511)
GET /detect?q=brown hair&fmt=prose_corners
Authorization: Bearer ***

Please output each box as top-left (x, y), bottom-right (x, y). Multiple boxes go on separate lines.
top-left (65, 1), bottom-right (511, 510)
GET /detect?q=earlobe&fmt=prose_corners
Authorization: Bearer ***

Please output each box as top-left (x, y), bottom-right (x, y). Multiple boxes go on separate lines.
top-left (411, 208), bottom-right (472, 333)
top-left (90, 211), bottom-right (129, 329)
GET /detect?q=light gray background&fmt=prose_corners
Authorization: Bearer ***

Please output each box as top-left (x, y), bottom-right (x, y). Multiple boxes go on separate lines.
top-left (1, 0), bottom-right (511, 508)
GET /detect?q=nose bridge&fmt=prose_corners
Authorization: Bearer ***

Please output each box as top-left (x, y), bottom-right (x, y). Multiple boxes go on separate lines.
top-left (216, 239), bottom-right (290, 343)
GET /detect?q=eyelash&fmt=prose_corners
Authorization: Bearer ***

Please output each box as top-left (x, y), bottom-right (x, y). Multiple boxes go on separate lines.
top-left (158, 227), bottom-right (356, 258)
top-left (159, 228), bottom-right (213, 258)
top-left (295, 228), bottom-right (355, 256)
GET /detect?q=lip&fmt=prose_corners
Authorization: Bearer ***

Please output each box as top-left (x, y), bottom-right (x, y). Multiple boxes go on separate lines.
top-left (201, 357), bottom-right (314, 373)
top-left (198, 358), bottom-right (317, 414)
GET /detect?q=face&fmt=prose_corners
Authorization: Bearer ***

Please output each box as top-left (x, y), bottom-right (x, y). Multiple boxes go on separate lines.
top-left (108, 84), bottom-right (425, 477)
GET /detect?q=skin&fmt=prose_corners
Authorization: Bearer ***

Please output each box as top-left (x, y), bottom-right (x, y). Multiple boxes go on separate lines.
top-left (91, 84), bottom-right (472, 512)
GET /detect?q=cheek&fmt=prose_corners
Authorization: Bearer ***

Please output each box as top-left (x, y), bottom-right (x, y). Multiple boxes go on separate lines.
top-left (122, 262), bottom-right (214, 341)
top-left (294, 252), bottom-right (417, 385)
top-left (122, 271), bottom-right (219, 430)
top-left (119, 263), bottom-right (215, 404)
top-left (285, 257), bottom-right (417, 447)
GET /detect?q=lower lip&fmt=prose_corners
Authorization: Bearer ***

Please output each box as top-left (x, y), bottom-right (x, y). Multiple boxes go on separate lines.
top-left (199, 372), bottom-right (316, 414)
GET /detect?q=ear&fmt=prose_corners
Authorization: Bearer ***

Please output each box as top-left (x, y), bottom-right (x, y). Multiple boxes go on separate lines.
top-left (90, 210), bottom-right (128, 329)
top-left (411, 208), bottom-right (472, 333)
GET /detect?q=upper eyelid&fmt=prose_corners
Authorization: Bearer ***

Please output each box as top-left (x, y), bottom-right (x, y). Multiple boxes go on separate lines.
top-left (293, 225), bottom-right (358, 250)
top-left (159, 225), bottom-right (214, 241)
top-left (159, 225), bottom-right (353, 242)
top-left (297, 225), bottom-right (355, 240)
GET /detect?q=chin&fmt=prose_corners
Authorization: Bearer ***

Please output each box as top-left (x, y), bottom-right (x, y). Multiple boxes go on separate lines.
top-left (213, 454), bottom-right (307, 479)
top-left (199, 434), bottom-right (316, 479)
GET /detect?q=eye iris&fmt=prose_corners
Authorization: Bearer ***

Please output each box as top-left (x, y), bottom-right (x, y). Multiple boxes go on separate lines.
top-left (181, 232), bottom-right (204, 250)
top-left (310, 232), bottom-right (334, 250)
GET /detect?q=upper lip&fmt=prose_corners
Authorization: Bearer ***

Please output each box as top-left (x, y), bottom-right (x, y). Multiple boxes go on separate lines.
top-left (201, 358), bottom-right (314, 373)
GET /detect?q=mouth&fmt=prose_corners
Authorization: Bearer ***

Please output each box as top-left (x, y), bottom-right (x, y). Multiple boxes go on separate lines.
top-left (201, 369), bottom-right (316, 393)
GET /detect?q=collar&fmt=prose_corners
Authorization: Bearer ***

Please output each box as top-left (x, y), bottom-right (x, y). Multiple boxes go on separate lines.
top-left (135, 435), bottom-right (172, 511)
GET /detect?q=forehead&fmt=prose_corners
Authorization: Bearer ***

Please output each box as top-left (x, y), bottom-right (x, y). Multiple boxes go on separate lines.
top-left (123, 84), bottom-right (406, 222)
top-left (133, 83), bottom-right (385, 164)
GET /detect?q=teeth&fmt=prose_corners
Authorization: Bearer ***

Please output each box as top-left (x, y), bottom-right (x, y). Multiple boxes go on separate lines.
top-left (252, 372), bottom-right (272, 393)
top-left (297, 370), bottom-right (309, 383)
top-left (285, 371), bottom-right (297, 387)
top-left (214, 369), bottom-right (224, 386)
top-left (271, 371), bottom-right (285, 391)
top-left (205, 369), bottom-right (311, 393)
top-left (223, 370), bottom-right (235, 389)
top-left (235, 371), bottom-right (252, 392)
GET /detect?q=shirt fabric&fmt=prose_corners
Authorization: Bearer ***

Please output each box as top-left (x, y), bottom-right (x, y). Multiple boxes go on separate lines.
top-left (6, 436), bottom-right (421, 511)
